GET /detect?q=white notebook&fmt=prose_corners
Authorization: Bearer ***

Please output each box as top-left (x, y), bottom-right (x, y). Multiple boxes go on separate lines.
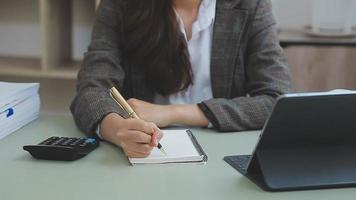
top-left (129, 129), bottom-right (207, 165)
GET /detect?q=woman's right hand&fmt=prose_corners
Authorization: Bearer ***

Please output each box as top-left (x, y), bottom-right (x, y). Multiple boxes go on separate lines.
top-left (99, 113), bottom-right (163, 158)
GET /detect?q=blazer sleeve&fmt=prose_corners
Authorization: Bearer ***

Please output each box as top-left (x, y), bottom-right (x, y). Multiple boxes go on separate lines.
top-left (70, 0), bottom-right (128, 135)
top-left (199, 0), bottom-right (292, 132)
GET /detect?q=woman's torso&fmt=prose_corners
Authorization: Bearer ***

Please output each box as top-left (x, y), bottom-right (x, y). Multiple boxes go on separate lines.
top-left (154, 0), bottom-right (217, 105)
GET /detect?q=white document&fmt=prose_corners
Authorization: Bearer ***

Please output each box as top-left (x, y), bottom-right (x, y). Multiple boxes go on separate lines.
top-left (129, 129), bottom-right (207, 165)
top-left (0, 82), bottom-right (40, 140)
top-left (0, 82), bottom-right (39, 107)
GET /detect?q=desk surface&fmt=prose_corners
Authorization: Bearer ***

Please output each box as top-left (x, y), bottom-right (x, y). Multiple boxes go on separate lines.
top-left (1, 115), bottom-right (356, 200)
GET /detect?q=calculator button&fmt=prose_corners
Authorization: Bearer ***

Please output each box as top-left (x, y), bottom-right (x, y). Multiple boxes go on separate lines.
top-left (39, 137), bottom-right (58, 145)
top-left (61, 138), bottom-right (73, 146)
top-left (76, 139), bottom-right (83, 145)
top-left (76, 139), bottom-right (86, 146)
top-left (85, 138), bottom-right (97, 144)
top-left (69, 139), bottom-right (82, 146)
top-left (52, 138), bottom-right (66, 146)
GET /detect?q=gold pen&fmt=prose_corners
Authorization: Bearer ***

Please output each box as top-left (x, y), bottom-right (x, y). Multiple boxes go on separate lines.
top-left (109, 87), bottom-right (167, 155)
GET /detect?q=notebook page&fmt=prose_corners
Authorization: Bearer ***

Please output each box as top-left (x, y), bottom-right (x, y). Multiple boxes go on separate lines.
top-left (129, 130), bottom-right (203, 164)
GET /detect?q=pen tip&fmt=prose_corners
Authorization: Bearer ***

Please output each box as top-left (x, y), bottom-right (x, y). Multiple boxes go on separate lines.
top-left (160, 148), bottom-right (167, 156)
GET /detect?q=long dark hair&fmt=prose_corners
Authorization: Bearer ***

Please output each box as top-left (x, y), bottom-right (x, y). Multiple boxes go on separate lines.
top-left (122, 0), bottom-right (193, 96)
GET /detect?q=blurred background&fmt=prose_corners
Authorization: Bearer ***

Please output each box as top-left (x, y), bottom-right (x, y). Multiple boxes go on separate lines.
top-left (0, 0), bottom-right (355, 115)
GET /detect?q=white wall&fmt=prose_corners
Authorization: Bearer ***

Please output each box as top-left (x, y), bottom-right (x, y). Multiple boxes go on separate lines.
top-left (0, 0), bottom-right (355, 59)
top-left (0, 0), bottom-right (41, 57)
top-left (271, 0), bottom-right (356, 29)
top-left (72, 0), bottom-right (95, 60)
top-left (0, 0), bottom-right (95, 60)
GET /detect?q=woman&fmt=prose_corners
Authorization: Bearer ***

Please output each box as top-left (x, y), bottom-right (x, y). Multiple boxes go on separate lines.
top-left (71, 0), bottom-right (291, 158)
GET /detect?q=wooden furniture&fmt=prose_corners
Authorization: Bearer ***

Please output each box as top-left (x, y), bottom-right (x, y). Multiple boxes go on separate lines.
top-left (285, 46), bottom-right (356, 92)
top-left (279, 29), bottom-right (356, 92)
top-left (279, 29), bottom-right (356, 48)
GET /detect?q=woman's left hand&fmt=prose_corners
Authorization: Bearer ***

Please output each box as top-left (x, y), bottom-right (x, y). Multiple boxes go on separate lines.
top-left (127, 98), bottom-right (174, 128)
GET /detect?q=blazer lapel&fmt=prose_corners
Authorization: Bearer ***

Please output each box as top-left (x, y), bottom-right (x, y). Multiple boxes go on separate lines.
top-left (211, 0), bottom-right (248, 98)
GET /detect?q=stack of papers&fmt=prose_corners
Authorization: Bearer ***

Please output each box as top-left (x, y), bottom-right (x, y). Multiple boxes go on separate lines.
top-left (129, 130), bottom-right (207, 165)
top-left (0, 82), bottom-right (40, 140)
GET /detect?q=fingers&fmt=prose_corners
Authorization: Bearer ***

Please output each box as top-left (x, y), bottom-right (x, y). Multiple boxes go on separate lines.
top-left (125, 118), bottom-right (155, 134)
top-left (152, 123), bottom-right (164, 141)
top-left (122, 143), bottom-right (153, 158)
top-left (155, 128), bottom-right (164, 141)
top-left (127, 130), bottom-right (152, 143)
top-left (147, 122), bottom-right (163, 147)
top-left (114, 118), bottom-right (163, 158)
top-left (131, 143), bottom-right (154, 154)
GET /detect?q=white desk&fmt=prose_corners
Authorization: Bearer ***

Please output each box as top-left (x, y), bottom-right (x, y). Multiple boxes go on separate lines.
top-left (0, 115), bottom-right (355, 200)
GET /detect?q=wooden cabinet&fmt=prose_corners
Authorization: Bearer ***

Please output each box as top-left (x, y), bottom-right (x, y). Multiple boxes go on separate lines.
top-left (285, 47), bottom-right (356, 92)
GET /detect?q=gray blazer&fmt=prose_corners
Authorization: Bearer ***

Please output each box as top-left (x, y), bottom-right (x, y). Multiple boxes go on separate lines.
top-left (71, 0), bottom-right (292, 135)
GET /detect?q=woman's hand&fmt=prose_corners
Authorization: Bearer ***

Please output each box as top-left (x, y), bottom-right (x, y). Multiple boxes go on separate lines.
top-left (100, 113), bottom-right (163, 158)
top-left (127, 98), bottom-right (174, 127)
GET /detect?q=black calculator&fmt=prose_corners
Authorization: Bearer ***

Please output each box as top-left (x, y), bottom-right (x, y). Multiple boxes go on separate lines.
top-left (23, 137), bottom-right (100, 161)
